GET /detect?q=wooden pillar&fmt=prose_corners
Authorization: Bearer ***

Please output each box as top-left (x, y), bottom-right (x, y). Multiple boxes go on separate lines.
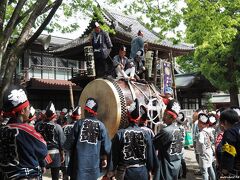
top-left (160, 59), bottom-right (164, 93)
top-left (71, 67), bottom-right (73, 78)
top-left (25, 50), bottom-right (30, 81)
top-left (69, 84), bottom-right (74, 109)
top-left (169, 50), bottom-right (177, 99)
top-left (153, 50), bottom-right (158, 86)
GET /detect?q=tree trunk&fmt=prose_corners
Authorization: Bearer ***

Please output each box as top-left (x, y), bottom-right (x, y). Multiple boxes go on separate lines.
top-left (0, 40), bottom-right (10, 77)
top-left (229, 83), bottom-right (239, 106)
top-left (0, 47), bottom-right (23, 108)
top-left (227, 56), bottom-right (239, 106)
top-left (0, 0), bottom-right (8, 69)
top-left (0, 48), bottom-right (5, 78)
top-left (0, 0), bottom-right (63, 109)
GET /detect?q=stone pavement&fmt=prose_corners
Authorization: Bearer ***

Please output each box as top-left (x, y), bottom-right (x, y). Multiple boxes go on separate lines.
top-left (43, 147), bottom-right (202, 180)
top-left (183, 147), bottom-right (202, 180)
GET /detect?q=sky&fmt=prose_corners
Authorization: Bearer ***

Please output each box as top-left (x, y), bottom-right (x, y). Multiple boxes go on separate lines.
top-left (51, 20), bottom-right (90, 39)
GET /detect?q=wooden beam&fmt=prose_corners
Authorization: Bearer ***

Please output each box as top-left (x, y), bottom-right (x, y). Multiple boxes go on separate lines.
top-left (169, 50), bottom-right (177, 99)
top-left (153, 50), bottom-right (158, 86)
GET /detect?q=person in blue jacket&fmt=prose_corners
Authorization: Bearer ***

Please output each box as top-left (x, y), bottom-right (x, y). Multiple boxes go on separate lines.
top-left (62, 106), bottom-right (82, 180)
top-left (220, 108), bottom-right (240, 177)
top-left (0, 84), bottom-right (49, 179)
top-left (35, 101), bottom-right (66, 180)
top-left (130, 30), bottom-right (144, 60)
top-left (153, 99), bottom-right (183, 180)
top-left (66, 97), bottom-right (111, 180)
top-left (92, 22), bottom-right (113, 78)
top-left (111, 99), bottom-right (159, 180)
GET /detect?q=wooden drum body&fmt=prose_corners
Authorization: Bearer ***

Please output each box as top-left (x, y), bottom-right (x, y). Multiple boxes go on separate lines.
top-left (79, 78), bottom-right (164, 138)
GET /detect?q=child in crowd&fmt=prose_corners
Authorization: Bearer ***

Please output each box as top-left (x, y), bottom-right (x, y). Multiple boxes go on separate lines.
top-left (196, 113), bottom-right (216, 180)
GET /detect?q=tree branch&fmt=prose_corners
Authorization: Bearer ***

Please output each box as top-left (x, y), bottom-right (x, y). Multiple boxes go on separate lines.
top-left (3, 0), bottom-right (27, 41)
top-left (15, 0), bottom-right (58, 26)
top-left (41, 1), bottom-right (58, 15)
top-left (15, 0), bottom-right (49, 47)
top-left (15, 2), bottom-right (37, 26)
top-left (1, 0), bottom-right (49, 78)
top-left (0, 0), bottom-right (7, 35)
top-left (25, 0), bottom-right (63, 48)
top-left (0, 46), bottom-right (10, 79)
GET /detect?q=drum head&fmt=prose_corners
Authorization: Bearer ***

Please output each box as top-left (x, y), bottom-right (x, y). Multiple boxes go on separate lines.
top-left (79, 78), bottom-right (121, 139)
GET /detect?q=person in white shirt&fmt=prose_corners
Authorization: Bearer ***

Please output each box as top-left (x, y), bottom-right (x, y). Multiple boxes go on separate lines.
top-left (113, 45), bottom-right (135, 80)
top-left (196, 113), bottom-right (216, 180)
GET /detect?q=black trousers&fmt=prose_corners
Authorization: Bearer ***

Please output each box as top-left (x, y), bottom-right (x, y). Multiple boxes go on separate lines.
top-left (181, 158), bottom-right (187, 178)
top-left (94, 53), bottom-right (113, 78)
top-left (95, 58), bottom-right (107, 78)
top-left (51, 167), bottom-right (60, 180)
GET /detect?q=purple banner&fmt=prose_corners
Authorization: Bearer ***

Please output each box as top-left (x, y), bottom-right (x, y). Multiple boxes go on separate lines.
top-left (163, 61), bottom-right (172, 89)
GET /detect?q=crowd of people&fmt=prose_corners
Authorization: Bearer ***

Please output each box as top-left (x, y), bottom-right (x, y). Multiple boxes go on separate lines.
top-left (191, 106), bottom-right (240, 180)
top-left (1, 83), bottom-right (240, 180)
top-left (0, 83), bottom-right (183, 180)
top-left (0, 84), bottom-right (111, 180)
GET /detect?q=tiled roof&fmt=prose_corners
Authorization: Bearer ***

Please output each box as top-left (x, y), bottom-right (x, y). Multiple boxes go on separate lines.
top-left (175, 73), bottom-right (217, 92)
top-left (175, 73), bottom-right (196, 89)
top-left (103, 9), bottom-right (194, 51)
top-left (27, 78), bottom-right (82, 91)
top-left (49, 34), bottom-right (91, 53)
top-left (50, 9), bottom-right (195, 54)
top-left (38, 34), bottom-right (73, 45)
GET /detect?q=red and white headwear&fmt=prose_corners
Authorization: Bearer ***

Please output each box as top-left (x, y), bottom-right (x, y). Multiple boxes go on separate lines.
top-left (165, 99), bottom-right (181, 120)
top-left (198, 113), bottom-right (209, 124)
top-left (45, 101), bottom-right (57, 120)
top-left (71, 106), bottom-right (81, 120)
top-left (208, 113), bottom-right (217, 126)
top-left (29, 106), bottom-right (36, 121)
top-left (2, 84), bottom-right (30, 117)
top-left (84, 98), bottom-right (98, 116)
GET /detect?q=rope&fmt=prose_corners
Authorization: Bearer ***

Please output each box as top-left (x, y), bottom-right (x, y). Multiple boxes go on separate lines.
top-left (147, 84), bottom-right (166, 124)
top-left (127, 80), bottom-right (137, 100)
top-left (131, 82), bottom-right (150, 100)
top-left (130, 82), bottom-right (165, 124)
top-left (147, 97), bottom-right (164, 124)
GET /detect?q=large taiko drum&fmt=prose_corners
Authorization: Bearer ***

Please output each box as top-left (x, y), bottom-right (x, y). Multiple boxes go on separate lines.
top-left (79, 78), bottom-right (164, 138)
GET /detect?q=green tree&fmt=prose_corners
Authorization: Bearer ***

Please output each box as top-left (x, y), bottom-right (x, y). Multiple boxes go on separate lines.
top-left (180, 0), bottom-right (240, 105)
top-left (0, 0), bottom-right (104, 106)
top-left (109, 0), bottom-right (240, 105)
top-left (0, 0), bottom-right (62, 100)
